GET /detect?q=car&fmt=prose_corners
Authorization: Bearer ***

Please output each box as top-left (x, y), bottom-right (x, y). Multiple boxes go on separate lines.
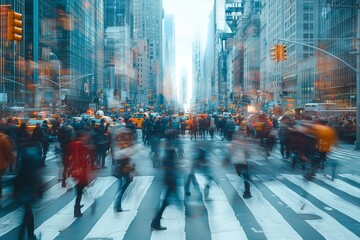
top-left (88, 116), bottom-right (114, 128)
top-left (172, 113), bottom-right (190, 129)
top-left (12, 117), bottom-right (30, 128)
top-left (131, 112), bottom-right (149, 129)
top-left (26, 117), bottom-right (56, 136)
top-left (244, 113), bottom-right (273, 138)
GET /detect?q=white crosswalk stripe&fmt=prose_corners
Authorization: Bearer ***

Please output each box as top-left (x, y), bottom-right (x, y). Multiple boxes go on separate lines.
top-left (227, 174), bottom-right (302, 240)
top-left (1, 170), bottom-right (360, 239)
top-left (263, 176), bottom-right (359, 239)
top-left (195, 174), bottom-right (248, 240)
top-left (85, 176), bottom-right (153, 240)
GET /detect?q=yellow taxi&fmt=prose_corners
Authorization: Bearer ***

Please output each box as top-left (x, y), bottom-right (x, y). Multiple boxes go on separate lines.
top-left (26, 117), bottom-right (56, 135)
top-left (172, 113), bottom-right (190, 129)
top-left (131, 112), bottom-right (149, 129)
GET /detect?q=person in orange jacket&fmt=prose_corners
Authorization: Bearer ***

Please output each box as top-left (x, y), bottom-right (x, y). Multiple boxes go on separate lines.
top-left (0, 132), bottom-right (13, 200)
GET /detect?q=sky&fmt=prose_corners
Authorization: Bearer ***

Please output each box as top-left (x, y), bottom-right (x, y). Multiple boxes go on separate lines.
top-left (163, 0), bottom-right (214, 104)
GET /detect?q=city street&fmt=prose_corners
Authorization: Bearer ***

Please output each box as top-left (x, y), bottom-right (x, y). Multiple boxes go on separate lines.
top-left (0, 130), bottom-right (359, 240)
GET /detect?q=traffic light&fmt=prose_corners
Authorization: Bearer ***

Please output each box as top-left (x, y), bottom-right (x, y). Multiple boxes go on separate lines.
top-left (270, 44), bottom-right (280, 62)
top-left (279, 44), bottom-right (287, 61)
top-left (7, 10), bottom-right (22, 41)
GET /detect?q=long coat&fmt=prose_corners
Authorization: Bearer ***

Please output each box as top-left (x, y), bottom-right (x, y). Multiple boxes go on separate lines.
top-left (0, 132), bottom-right (13, 170)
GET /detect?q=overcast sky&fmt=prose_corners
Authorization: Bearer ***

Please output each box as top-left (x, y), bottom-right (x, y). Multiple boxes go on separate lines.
top-left (163, 0), bottom-right (214, 103)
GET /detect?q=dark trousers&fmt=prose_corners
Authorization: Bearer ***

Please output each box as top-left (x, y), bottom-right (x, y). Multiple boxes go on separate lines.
top-left (115, 176), bottom-right (132, 209)
top-left (0, 168), bottom-right (5, 196)
top-left (209, 128), bottom-right (214, 140)
top-left (18, 202), bottom-right (35, 240)
top-left (152, 177), bottom-right (177, 225)
top-left (280, 140), bottom-right (289, 158)
top-left (61, 144), bottom-right (69, 185)
top-left (97, 144), bottom-right (107, 167)
top-left (227, 131), bottom-right (234, 141)
top-left (75, 183), bottom-right (86, 207)
top-left (42, 143), bottom-right (49, 166)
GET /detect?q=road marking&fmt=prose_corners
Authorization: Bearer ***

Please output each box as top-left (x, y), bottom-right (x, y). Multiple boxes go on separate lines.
top-left (282, 174), bottom-right (360, 222)
top-left (264, 178), bottom-right (359, 240)
top-left (195, 174), bottom-right (248, 240)
top-left (35, 177), bottom-right (117, 239)
top-left (227, 174), bottom-right (302, 240)
top-left (85, 176), bottom-right (154, 240)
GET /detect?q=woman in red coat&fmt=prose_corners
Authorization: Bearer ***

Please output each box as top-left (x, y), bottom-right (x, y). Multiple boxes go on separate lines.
top-left (67, 130), bottom-right (91, 217)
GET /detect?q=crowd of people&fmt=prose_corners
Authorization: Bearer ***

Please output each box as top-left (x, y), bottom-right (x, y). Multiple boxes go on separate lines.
top-left (0, 109), bottom-right (342, 237)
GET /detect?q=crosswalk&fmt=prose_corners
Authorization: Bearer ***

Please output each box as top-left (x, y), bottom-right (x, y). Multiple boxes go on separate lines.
top-left (0, 169), bottom-right (359, 240)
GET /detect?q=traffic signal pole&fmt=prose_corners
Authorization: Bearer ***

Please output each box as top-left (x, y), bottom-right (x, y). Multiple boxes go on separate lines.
top-left (277, 35), bottom-right (360, 149)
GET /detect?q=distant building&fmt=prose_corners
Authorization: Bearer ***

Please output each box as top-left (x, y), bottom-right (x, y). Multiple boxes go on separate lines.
top-left (163, 14), bottom-right (175, 102)
top-left (133, 0), bottom-right (163, 100)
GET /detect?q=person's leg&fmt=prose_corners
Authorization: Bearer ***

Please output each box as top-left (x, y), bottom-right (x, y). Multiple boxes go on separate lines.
top-left (24, 202), bottom-right (35, 238)
top-left (114, 178), bottom-right (124, 211)
top-left (74, 183), bottom-right (85, 217)
top-left (184, 173), bottom-right (194, 195)
top-left (151, 184), bottom-right (175, 230)
top-left (0, 169), bottom-right (5, 197)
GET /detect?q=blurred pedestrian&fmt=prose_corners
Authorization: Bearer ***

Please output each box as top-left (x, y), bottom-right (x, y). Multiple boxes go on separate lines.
top-left (14, 140), bottom-right (43, 240)
top-left (209, 115), bottom-right (215, 140)
top-left (96, 119), bottom-right (107, 168)
top-left (185, 145), bottom-right (214, 197)
top-left (151, 137), bottom-right (182, 231)
top-left (58, 120), bottom-right (75, 187)
top-left (226, 116), bottom-right (236, 141)
top-left (5, 118), bottom-right (18, 171)
top-left (67, 130), bottom-right (91, 217)
top-left (111, 128), bottom-right (135, 212)
top-left (0, 132), bottom-right (13, 201)
top-left (39, 120), bottom-right (50, 167)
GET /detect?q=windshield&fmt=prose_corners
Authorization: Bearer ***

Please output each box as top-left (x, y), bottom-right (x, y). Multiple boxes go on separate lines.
top-left (133, 114), bottom-right (145, 118)
top-left (27, 119), bottom-right (46, 126)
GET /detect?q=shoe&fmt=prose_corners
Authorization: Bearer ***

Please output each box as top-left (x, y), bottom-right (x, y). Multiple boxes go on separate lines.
top-left (114, 206), bottom-right (123, 212)
top-left (204, 185), bottom-right (210, 197)
top-left (28, 234), bottom-right (39, 240)
top-left (151, 222), bottom-right (167, 231)
top-left (61, 182), bottom-right (66, 188)
top-left (74, 206), bottom-right (82, 217)
top-left (243, 192), bottom-right (252, 199)
top-left (185, 192), bottom-right (191, 196)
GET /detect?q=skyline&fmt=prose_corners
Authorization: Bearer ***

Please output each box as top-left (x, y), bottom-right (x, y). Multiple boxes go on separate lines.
top-left (163, 0), bottom-right (214, 104)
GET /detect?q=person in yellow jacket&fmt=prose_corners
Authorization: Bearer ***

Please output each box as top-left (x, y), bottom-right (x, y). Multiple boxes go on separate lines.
top-left (0, 132), bottom-right (14, 199)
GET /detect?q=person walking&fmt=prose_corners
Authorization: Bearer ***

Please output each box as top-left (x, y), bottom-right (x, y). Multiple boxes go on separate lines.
top-left (5, 118), bottom-right (18, 171)
top-left (0, 132), bottom-right (13, 201)
top-left (184, 145), bottom-right (214, 197)
top-left (96, 119), bottom-right (108, 168)
top-left (151, 137), bottom-right (181, 231)
top-left (226, 116), bottom-right (236, 141)
top-left (67, 130), bottom-right (91, 217)
top-left (39, 120), bottom-right (50, 167)
top-left (190, 117), bottom-right (198, 141)
top-left (111, 128), bottom-right (135, 212)
top-left (14, 139), bottom-right (43, 240)
top-left (209, 115), bottom-right (216, 140)
top-left (58, 120), bottom-right (75, 187)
